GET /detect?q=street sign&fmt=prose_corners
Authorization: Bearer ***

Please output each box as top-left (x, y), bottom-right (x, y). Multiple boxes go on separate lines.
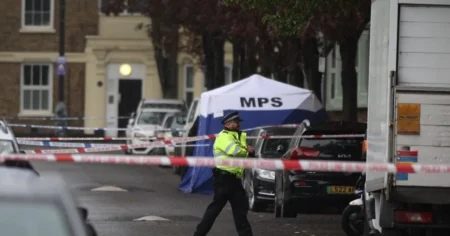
top-left (56, 56), bottom-right (66, 76)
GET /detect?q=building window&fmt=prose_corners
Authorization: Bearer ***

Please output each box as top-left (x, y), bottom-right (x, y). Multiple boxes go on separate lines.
top-left (100, 0), bottom-right (149, 15)
top-left (224, 65), bottom-right (232, 84)
top-left (21, 64), bottom-right (53, 113)
top-left (21, 0), bottom-right (54, 30)
top-left (184, 65), bottom-right (194, 106)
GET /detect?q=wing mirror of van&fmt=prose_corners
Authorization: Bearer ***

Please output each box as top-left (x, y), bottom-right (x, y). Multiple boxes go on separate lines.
top-left (19, 150), bottom-right (26, 154)
top-left (176, 116), bottom-right (186, 125)
top-left (128, 118), bottom-right (135, 125)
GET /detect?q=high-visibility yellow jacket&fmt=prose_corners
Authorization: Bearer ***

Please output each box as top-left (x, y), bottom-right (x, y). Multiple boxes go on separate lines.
top-left (214, 129), bottom-right (249, 177)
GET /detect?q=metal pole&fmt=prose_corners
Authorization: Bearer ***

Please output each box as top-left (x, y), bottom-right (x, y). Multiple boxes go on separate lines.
top-left (58, 0), bottom-right (65, 101)
top-left (54, 0), bottom-right (68, 137)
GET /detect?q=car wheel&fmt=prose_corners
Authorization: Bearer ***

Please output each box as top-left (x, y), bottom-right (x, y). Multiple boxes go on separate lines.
top-left (341, 205), bottom-right (364, 236)
top-left (281, 200), bottom-right (297, 218)
top-left (245, 178), bottom-right (266, 212)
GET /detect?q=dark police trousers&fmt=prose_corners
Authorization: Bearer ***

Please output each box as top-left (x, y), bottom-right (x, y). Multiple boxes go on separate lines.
top-left (193, 168), bottom-right (253, 236)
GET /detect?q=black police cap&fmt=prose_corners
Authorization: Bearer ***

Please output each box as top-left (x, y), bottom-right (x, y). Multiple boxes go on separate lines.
top-left (221, 111), bottom-right (244, 124)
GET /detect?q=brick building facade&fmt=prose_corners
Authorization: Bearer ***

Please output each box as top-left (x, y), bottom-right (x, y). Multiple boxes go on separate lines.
top-left (0, 0), bottom-right (98, 135)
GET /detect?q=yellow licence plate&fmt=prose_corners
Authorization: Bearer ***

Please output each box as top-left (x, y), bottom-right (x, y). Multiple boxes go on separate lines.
top-left (327, 186), bottom-right (355, 194)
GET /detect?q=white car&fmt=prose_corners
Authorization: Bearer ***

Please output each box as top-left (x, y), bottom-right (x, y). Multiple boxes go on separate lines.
top-left (125, 108), bottom-right (183, 155)
top-left (0, 120), bottom-right (38, 175)
top-left (129, 99), bottom-right (186, 121)
top-left (156, 112), bottom-right (187, 156)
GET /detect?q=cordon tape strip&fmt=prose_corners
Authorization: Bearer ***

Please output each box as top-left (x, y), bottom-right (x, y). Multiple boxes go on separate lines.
top-left (22, 134), bottom-right (365, 154)
top-left (8, 123), bottom-right (185, 132)
top-left (17, 131), bottom-right (365, 141)
top-left (23, 135), bottom-right (208, 154)
top-left (1, 116), bottom-right (131, 121)
top-left (17, 140), bottom-right (208, 148)
top-left (10, 122), bottom-right (301, 132)
top-left (0, 154), bottom-right (448, 174)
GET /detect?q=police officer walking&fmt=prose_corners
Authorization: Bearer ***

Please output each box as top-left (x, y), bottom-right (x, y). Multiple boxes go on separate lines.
top-left (193, 111), bottom-right (254, 236)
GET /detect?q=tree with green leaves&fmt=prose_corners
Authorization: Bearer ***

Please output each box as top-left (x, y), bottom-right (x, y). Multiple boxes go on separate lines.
top-left (225, 0), bottom-right (371, 121)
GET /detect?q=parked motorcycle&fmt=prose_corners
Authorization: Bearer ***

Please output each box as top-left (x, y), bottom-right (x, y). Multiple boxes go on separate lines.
top-left (341, 174), bottom-right (366, 236)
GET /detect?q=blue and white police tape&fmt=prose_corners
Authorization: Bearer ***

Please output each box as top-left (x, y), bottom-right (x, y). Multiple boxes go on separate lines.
top-left (8, 123), bottom-right (186, 132)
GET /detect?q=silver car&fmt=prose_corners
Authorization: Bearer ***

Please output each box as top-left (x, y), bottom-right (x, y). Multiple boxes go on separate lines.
top-left (0, 167), bottom-right (96, 236)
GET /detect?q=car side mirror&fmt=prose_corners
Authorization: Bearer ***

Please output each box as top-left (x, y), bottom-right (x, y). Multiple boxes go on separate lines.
top-left (128, 118), bottom-right (135, 125)
top-left (20, 150), bottom-right (26, 154)
top-left (77, 207), bottom-right (88, 221)
top-left (176, 117), bottom-right (186, 125)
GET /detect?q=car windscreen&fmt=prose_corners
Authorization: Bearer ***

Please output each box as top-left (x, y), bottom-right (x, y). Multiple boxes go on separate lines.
top-left (0, 140), bottom-right (15, 154)
top-left (141, 103), bottom-right (184, 110)
top-left (0, 201), bottom-right (73, 236)
top-left (298, 138), bottom-right (364, 158)
top-left (261, 138), bottom-right (291, 158)
top-left (136, 111), bottom-right (167, 125)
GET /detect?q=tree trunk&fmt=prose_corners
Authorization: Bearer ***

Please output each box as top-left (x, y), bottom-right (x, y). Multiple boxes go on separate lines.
top-left (339, 36), bottom-right (359, 121)
top-left (150, 18), bottom-right (167, 93)
top-left (150, 18), bottom-right (178, 98)
top-left (212, 35), bottom-right (225, 89)
top-left (164, 25), bottom-right (179, 99)
top-left (243, 41), bottom-right (257, 78)
top-left (302, 38), bottom-right (322, 102)
top-left (259, 37), bottom-right (273, 77)
top-left (232, 41), bottom-right (242, 82)
top-left (239, 45), bottom-right (247, 79)
top-left (274, 68), bottom-right (288, 83)
top-left (202, 33), bottom-right (215, 90)
top-left (288, 63), bottom-right (304, 87)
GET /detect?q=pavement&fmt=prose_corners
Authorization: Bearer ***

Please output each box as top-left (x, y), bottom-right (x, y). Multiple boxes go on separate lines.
top-left (24, 147), bottom-right (346, 236)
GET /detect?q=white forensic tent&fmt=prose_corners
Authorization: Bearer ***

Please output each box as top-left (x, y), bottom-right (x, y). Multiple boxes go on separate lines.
top-left (179, 74), bottom-right (327, 194)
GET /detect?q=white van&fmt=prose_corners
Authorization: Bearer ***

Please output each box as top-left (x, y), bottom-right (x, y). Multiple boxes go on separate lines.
top-left (125, 99), bottom-right (186, 155)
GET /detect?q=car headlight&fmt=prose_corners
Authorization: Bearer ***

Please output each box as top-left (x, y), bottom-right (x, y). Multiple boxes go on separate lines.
top-left (256, 169), bottom-right (275, 180)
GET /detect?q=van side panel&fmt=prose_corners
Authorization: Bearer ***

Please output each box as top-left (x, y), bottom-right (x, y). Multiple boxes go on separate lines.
top-left (397, 5), bottom-right (450, 87)
top-left (366, 0), bottom-right (392, 191)
top-left (395, 92), bottom-right (450, 187)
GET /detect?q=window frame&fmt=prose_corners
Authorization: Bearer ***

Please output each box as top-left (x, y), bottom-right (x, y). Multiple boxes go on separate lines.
top-left (20, 63), bottom-right (54, 116)
top-left (20, 0), bottom-right (55, 33)
top-left (184, 64), bottom-right (194, 106)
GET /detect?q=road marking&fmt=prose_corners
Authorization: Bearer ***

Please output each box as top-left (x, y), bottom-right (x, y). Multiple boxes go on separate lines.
top-left (90, 186), bottom-right (128, 192)
top-left (133, 215), bottom-right (171, 221)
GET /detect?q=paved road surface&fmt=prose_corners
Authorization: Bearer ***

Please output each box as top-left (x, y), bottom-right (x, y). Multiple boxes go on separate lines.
top-left (29, 160), bottom-right (346, 236)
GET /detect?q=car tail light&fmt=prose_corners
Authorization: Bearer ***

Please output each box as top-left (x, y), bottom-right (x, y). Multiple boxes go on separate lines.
top-left (394, 211), bottom-right (433, 224)
top-left (290, 147), bottom-right (320, 160)
top-left (294, 181), bottom-right (307, 187)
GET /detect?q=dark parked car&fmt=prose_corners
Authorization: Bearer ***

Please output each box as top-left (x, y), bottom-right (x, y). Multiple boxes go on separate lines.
top-left (274, 121), bottom-right (366, 218)
top-left (243, 127), bottom-right (297, 212)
